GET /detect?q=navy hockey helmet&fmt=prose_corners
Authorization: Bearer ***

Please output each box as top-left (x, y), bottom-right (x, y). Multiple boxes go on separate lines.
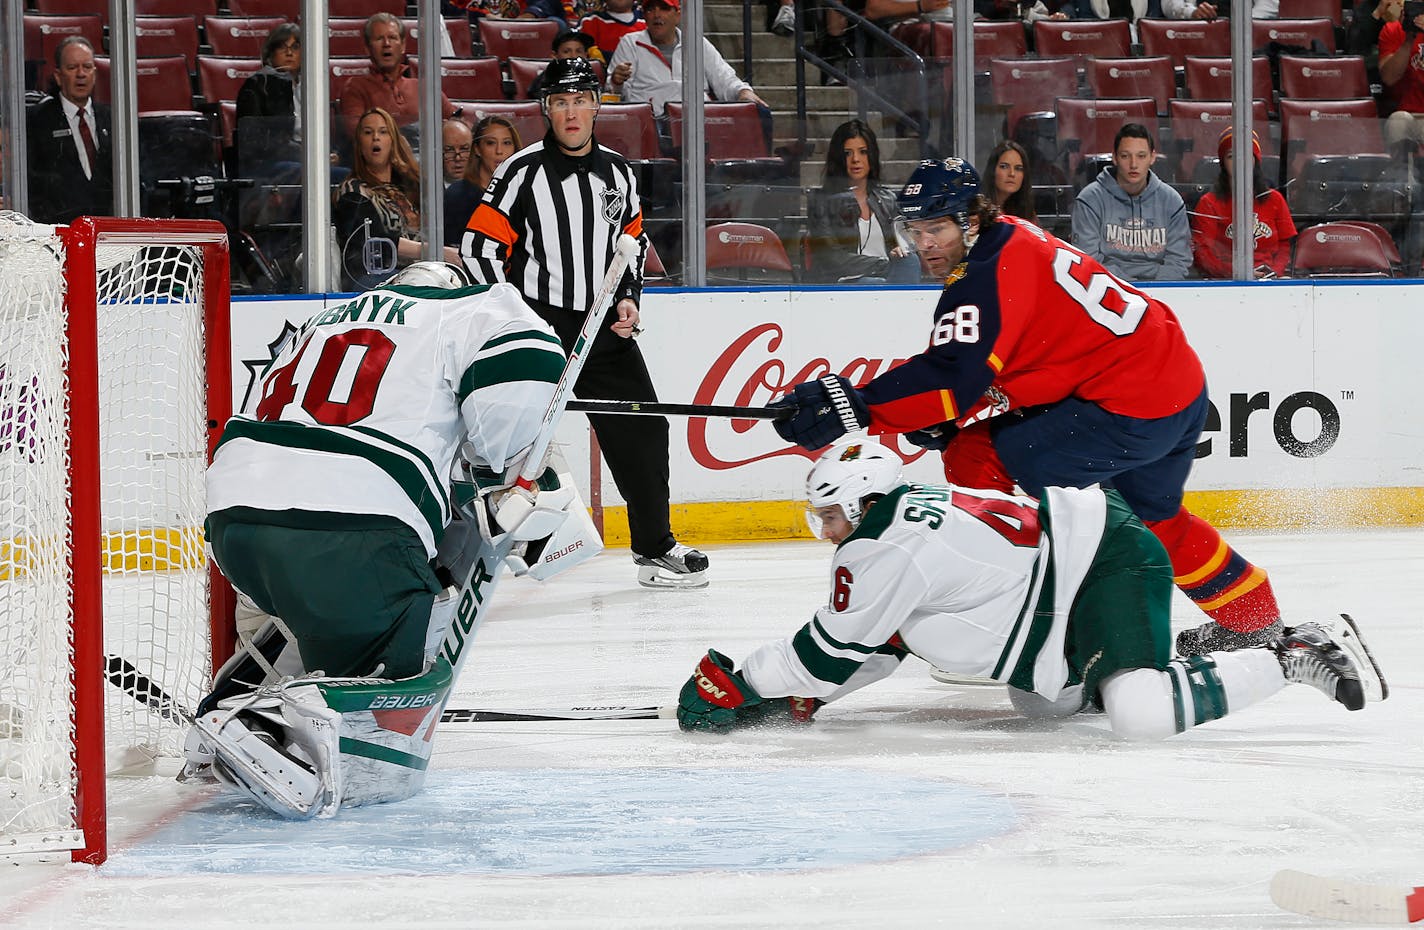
top-left (537, 57), bottom-right (602, 99)
top-left (896, 156), bottom-right (981, 230)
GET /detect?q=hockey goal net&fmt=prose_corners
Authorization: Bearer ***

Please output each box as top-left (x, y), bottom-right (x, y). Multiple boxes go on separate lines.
top-left (0, 214), bottom-right (235, 865)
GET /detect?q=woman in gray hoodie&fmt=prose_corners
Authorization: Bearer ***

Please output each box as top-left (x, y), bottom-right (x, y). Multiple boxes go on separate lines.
top-left (1071, 123), bottom-right (1193, 282)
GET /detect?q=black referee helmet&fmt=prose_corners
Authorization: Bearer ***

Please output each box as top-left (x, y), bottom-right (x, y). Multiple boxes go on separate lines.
top-left (537, 57), bottom-right (601, 98)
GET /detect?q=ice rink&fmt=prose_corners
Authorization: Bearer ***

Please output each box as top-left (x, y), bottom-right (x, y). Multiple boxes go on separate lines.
top-left (2, 528), bottom-right (1420, 929)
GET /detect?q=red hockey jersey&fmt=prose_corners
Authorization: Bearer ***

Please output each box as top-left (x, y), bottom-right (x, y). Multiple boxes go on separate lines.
top-left (861, 217), bottom-right (1206, 433)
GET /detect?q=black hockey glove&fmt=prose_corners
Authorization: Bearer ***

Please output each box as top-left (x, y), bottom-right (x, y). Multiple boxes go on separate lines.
top-left (768, 375), bottom-right (870, 450)
top-left (903, 420), bottom-right (959, 451)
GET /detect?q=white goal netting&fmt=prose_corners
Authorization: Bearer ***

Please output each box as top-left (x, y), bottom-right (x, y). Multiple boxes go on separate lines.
top-left (0, 213), bottom-right (220, 859)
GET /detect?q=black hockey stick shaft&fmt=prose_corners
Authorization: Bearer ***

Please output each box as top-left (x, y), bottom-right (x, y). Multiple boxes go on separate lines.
top-left (567, 398), bottom-right (793, 420)
top-left (105, 654), bottom-right (669, 725)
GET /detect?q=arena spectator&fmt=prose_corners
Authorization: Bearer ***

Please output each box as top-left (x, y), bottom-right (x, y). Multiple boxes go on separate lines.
top-left (443, 114), bottom-right (522, 247)
top-left (985, 139), bottom-right (1037, 222)
top-left (442, 119), bottom-right (473, 188)
top-left (27, 36), bottom-right (112, 225)
top-left (806, 120), bottom-right (918, 283)
top-left (578, 0), bottom-right (645, 59)
top-left (339, 13), bottom-right (457, 150)
top-left (527, 31), bottom-right (599, 98)
top-left (1380, 0), bottom-right (1424, 152)
top-left (1072, 123), bottom-right (1192, 282)
top-left (235, 23), bottom-right (302, 181)
top-left (1189, 128), bottom-right (1296, 279)
top-left (606, 0), bottom-right (769, 117)
top-left (334, 108), bottom-right (459, 291)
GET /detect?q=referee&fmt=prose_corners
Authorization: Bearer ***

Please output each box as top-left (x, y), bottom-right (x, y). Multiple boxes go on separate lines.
top-left (459, 57), bottom-right (708, 589)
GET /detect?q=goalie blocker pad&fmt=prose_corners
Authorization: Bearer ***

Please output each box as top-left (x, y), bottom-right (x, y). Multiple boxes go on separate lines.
top-left (186, 659), bottom-right (455, 819)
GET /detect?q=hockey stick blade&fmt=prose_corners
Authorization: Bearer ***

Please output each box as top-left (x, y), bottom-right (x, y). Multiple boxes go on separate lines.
top-left (440, 705), bottom-right (673, 723)
top-left (566, 399), bottom-right (793, 421)
top-left (104, 654), bottom-right (194, 726)
top-left (1271, 869), bottom-right (1424, 924)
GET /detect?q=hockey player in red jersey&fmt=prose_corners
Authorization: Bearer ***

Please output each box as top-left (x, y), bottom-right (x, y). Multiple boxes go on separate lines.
top-left (768, 157), bottom-right (1280, 655)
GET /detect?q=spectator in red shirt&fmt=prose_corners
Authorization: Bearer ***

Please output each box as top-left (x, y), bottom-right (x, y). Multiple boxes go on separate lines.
top-left (578, 0), bottom-right (645, 60)
top-left (339, 12), bottom-right (457, 150)
top-left (1189, 128), bottom-right (1296, 279)
top-left (1379, 0), bottom-right (1424, 149)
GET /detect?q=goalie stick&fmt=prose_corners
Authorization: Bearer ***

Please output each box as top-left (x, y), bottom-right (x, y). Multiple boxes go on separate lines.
top-left (106, 655), bottom-right (672, 725)
top-left (1271, 869), bottom-right (1424, 924)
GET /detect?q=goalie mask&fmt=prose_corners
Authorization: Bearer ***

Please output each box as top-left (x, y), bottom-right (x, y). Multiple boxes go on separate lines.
top-left (805, 437), bottom-right (903, 539)
top-left (383, 260), bottom-right (476, 290)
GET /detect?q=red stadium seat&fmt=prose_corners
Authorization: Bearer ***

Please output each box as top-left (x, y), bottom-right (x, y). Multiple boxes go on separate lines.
top-left (135, 16), bottom-right (200, 72)
top-left (204, 16), bottom-right (288, 58)
top-left (1279, 0), bottom-right (1344, 26)
top-left (226, 0), bottom-right (299, 16)
top-left (1087, 57), bottom-right (1176, 115)
top-left (454, 100), bottom-right (545, 151)
top-left (197, 56), bottom-right (264, 106)
top-left (35, 0), bottom-right (108, 29)
top-left (668, 101), bottom-right (773, 160)
top-left (1168, 98), bottom-right (1270, 181)
top-left (477, 19), bottom-right (562, 63)
top-left (507, 57), bottom-right (550, 100)
top-left (1183, 55), bottom-right (1273, 109)
top-left (1033, 18), bottom-right (1131, 67)
top-left (1253, 18), bottom-right (1336, 54)
top-left (1278, 54), bottom-right (1369, 99)
top-left (135, 0), bottom-right (216, 15)
top-left (24, 13), bottom-right (104, 63)
top-left (329, 58), bottom-right (373, 100)
top-left (706, 222), bottom-right (794, 284)
top-left (329, 18), bottom-right (370, 58)
top-left (437, 57), bottom-right (505, 101)
top-left (404, 18), bottom-right (475, 59)
top-left (594, 102), bottom-right (666, 160)
top-left (1137, 17), bottom-right (1230, 68)
top-left (329, 0), bottom-right (406, 16)
top-left (93, 55), bottom-right (196, 113)
top-left (219, 99), bottom-right (238, 148)
top-left (1291, 222), bottom-right (1394, 276)
top-left (988, 56), bottom-right (1078, 138)
top-left (643, 240), bottom-right (670, 284)
top-left (1337, 220), bottom-right (1402, 267)
top-left (892, 19), bottom-right (1027, 71)
top-left (1054, 96), bottom-right (1158, 180)
top-left (1278, 96), bottom-right (1385, 180)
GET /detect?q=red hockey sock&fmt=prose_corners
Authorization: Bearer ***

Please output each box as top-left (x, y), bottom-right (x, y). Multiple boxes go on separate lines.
top-left (939, 423), bottom-right (1014, 494)
top-left (1145, 507), bottom-right (1281, 633)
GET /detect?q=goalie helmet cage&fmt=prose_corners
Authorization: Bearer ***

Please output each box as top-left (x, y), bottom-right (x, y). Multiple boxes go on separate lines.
top-left (0, 215), bottom-right (236, 866)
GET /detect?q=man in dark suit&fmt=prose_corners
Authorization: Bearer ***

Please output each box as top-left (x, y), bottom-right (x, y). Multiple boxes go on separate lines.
top-left (27, 36), bottom-right (113, 224)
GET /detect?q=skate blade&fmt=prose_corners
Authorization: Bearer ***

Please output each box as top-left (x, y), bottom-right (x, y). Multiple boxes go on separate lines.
top-left (929, 667), bottom-right (1000, 687)
top-left (637, 565), bottom-right (709, 589)
top-left (1334, 613), bottom-right (1389, 703)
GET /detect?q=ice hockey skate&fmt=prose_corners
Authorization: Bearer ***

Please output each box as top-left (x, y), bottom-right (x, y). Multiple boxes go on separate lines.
top-left (635, 542), bottom-right (710, 589)
top-left (1272, 615), bottom-right (1387, 711)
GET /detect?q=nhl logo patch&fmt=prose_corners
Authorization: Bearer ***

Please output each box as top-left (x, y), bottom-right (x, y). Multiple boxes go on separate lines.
top-left (600, 188), bottom-right (623, 225)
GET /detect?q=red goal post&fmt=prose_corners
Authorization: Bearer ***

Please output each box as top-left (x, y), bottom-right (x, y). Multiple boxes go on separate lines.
top-left (0, 215), bottom-right (236, 865)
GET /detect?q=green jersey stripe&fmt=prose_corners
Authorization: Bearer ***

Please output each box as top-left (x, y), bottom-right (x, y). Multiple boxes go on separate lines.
top-left (1004, 556), bottom-right (1060, 693)
top-left (810, 616), bottom-right (881, 656)
top-left (991, 555), bottom-right (1047, 680)
top-left (218, 418), bottom-right (446, 539)
top-left (482, 328), bottom-right (562, 351)
top-left (792, 624), bottom-right (863, 685)
top-left (338, 737), bottom-right (432, 771)
top-left (458, 345), bottom-right (565, 403)
top-left (379, 283), bottom-right (494, 300)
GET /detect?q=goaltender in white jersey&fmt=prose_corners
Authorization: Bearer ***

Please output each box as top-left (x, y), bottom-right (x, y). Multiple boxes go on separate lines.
top-left (187, 262), bottom-right (600, 819)
top-left (676, 438), bottom-right (1388, 739)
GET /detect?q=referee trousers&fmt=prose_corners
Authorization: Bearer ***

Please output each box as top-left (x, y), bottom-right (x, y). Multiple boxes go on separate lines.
top-left (534, 304), bottom-right (675, 559)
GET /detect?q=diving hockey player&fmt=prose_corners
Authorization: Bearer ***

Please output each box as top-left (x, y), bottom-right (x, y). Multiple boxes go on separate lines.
top-left (768, 157), bottom-right (1288, 658)
top-left (184, 261), bottom-right (601, 818)
top-left (676, 438), bottom-right (1388, 737)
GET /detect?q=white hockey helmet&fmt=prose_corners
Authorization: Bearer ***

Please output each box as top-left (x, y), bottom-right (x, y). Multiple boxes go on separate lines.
top-left (805, 437), bottom-right (903, 537)
top-left (383, 260), bottom-right (476, 290)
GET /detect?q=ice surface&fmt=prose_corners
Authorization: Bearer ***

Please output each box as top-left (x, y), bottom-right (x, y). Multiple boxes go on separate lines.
top-left (2, 529), bottom-right (1420, 929)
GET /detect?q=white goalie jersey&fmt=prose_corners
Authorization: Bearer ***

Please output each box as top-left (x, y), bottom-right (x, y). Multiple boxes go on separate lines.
top-left (206, 281), bottom-right (565, 556)
top-left (740, 484), bottom-right (1110, 703)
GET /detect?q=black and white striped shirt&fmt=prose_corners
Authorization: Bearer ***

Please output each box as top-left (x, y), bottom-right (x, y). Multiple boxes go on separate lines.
top-left (460, 134), bottom-right (647, 312)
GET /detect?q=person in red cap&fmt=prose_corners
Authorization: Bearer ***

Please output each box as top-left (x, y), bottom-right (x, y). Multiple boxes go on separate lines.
top-left (1189, 127), bottom-right (1297, 279)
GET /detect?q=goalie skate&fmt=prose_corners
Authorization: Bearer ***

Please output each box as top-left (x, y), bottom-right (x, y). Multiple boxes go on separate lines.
top-left (635, 543), bottom-right (710, 589)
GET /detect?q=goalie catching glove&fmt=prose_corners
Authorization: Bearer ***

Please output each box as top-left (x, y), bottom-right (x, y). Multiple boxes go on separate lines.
top-left (768, 375), bottom-right (870, 450)
top-left (677, 650), bottom-right (821, 733)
